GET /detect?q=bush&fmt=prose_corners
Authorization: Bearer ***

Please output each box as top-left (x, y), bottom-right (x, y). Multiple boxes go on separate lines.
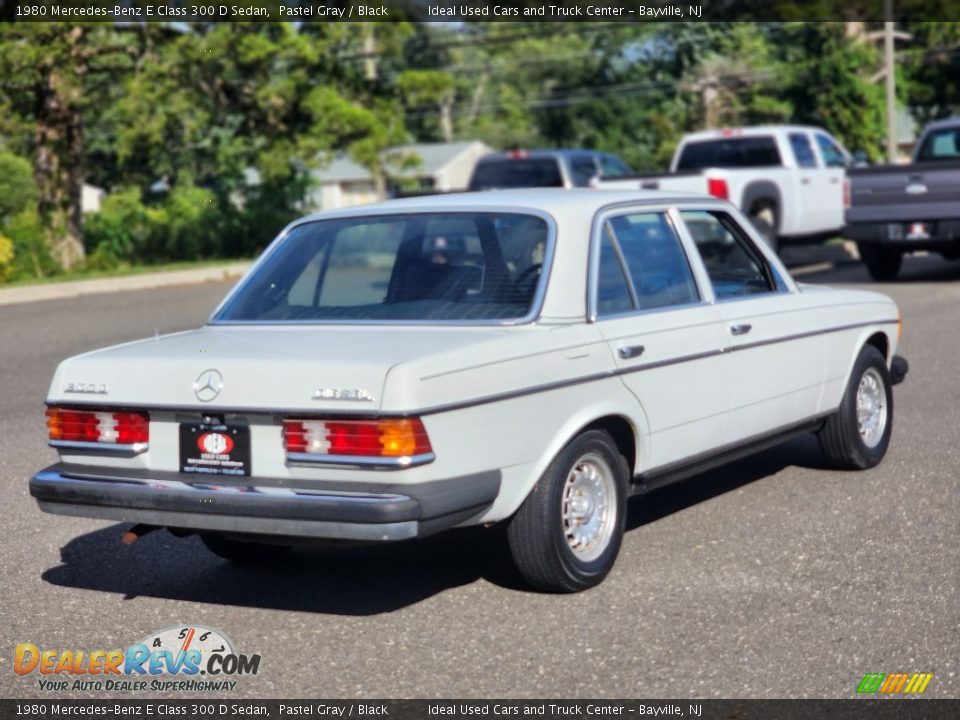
top-left (0, 152), bottom-right (38, 223)
top-left (0, 231), bottom-right (14, 282)
top-left (83, 186), bottom-right (167, 265)
top-left (4, 209), bottom-right (60, 281)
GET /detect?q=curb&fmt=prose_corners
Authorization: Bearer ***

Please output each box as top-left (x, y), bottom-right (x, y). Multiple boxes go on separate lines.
top-left (0, 262), bottom-right (251, 308)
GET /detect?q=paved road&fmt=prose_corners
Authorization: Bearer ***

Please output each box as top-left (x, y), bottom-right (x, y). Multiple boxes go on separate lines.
top-left (1, 257), bottom-right (957, 700)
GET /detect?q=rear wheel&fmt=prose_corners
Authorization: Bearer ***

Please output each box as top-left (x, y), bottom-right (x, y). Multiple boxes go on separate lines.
top-left (749, 205), bottom-right (780, 255)
top-left (200, 533), bottom-right (291, 566)
top-left (507, 430), bottom-right (628, 592)
top-left (818, 345), bottom-right (893, 469)
top-left (858, 243), bottom-right (903, 281)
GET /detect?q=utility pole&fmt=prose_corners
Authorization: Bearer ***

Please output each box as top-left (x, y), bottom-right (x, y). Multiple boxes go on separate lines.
top-left (884, 0), bottom-right (897, 162)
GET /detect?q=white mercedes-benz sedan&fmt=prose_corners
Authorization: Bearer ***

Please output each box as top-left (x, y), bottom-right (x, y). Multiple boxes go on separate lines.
top-left (31, 190), bottom-right (908, 592)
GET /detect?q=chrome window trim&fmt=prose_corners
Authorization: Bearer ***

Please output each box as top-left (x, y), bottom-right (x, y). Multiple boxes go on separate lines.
top-left (587, 203), bottom-right (709, 323)
top-left (286, 452), bottom-right (435, 470)
top-left (49, 440), bottom-right (149, 457)
top-left (208, 208), bottom-right (558, 327)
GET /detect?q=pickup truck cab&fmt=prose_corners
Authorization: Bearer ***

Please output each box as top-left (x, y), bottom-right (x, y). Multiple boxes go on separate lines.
top-left (599, 125), bottom-right (852, 254)
top-left (468, 149), bottom-right (634, 191)
top-left (844, 117), bottom-right (960, 280)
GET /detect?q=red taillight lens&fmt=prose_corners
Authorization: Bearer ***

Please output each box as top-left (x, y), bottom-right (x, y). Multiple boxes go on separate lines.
top-left (707, 177), bottom-right (729, 200)
top-left (46, 407), bottom-right (149, 445)
top-left (843, 178), bottom-right (851, 209)
top-left (283, 418), bottom-right (432, 458)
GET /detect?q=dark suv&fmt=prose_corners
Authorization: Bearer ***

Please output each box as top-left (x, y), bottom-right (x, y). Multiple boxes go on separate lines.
top-left (468, 149), bottom-right (633, 191)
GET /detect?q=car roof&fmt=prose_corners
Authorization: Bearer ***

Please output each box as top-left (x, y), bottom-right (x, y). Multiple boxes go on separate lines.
top-left (921, 117), bottom-right (960, 131)
top-left (294, 189), bottom-right (701, 223)
top-left (476, 149), bottom-right (614, 161)
top-left (679, 125), bottom-right (826, 143)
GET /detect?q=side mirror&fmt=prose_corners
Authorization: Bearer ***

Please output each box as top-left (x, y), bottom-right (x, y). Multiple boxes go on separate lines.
top-left (851, 150), bottom-right (870, 168)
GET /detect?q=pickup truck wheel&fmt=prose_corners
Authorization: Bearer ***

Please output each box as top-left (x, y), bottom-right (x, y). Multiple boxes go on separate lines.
top-left (200, 533), bottom-right (291, 566)
top-left (749, 206), bottom-right (780, 255)
top-left (817, 345), bottom-right (893, 469)
top-left (507, 430), bottom-right (628, 592)
top-left (858, 243), bottom-right (902, 281)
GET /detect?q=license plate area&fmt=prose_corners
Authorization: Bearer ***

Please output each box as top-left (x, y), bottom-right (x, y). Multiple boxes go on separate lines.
top-left (179, 420), bottom-right (251, 476)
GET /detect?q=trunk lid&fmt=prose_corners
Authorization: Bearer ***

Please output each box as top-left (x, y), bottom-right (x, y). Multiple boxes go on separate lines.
top-left (847, 161), bottom-right (960, 223)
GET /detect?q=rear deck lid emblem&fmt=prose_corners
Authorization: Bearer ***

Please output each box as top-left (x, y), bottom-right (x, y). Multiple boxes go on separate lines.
top-left (193, 369), bottom-right (223, 402)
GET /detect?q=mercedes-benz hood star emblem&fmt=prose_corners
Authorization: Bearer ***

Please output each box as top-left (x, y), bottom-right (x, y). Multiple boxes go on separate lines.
top-left (193, 369), bottom-right (223, 402)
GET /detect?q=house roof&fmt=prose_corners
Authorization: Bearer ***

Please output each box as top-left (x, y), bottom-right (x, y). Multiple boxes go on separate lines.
top-left (312, 141), bottom-right (491, 183)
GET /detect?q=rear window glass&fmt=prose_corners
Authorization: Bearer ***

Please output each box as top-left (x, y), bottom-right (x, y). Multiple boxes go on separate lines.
top-left (215, 213), bottom-right (550, 323)
top-left (676, 137), bottom-right (782, 170)
top-left (916, 128), bottom-right (960, 162)
top-left (469, 158), bottom-right (564, 190)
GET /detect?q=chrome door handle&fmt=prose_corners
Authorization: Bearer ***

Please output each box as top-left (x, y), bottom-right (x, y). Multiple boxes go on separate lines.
top-left (730, 323), bottom-right (752, 336)
top-left (618, 345), bottom-right (645, 360)
top-left (800, 178), bottom-right (811, 185)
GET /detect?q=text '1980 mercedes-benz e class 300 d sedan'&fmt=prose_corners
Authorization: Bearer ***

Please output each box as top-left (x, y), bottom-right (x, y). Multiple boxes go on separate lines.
top-left (31, 190), bottom-right (908, 592)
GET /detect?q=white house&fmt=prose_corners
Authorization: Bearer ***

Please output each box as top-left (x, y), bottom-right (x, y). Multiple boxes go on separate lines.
top-left (307, 140), bottom-right (493, 211)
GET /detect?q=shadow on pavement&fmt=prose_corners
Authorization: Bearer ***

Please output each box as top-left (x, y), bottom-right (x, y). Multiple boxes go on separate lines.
top-left (798, 252), bottom-right (960, 285)
top-left (42, 435), bottom-right (836, 612)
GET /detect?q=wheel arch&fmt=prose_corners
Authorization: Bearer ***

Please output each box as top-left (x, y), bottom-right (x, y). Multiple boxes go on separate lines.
top-left (741, 180), bottom-right (782, 232)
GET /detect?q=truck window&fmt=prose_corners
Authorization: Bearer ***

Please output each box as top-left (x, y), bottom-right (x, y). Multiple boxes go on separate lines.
top-left (600, 155), bottom-right (633, 178)
top-left (915, 127), bottom-right (960, 162)
top-left (814, 134), bottom-right (847, 168)
top-left (789, 133), bottom-right (818, 168)
top-left (469, 158), bottom-right (564, 190)
top-left (676, 137), bottom-right (781, 171)
top-left (570, 156), bottom-right (599, 187)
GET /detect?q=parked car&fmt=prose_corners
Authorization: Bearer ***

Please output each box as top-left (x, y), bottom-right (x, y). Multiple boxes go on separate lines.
top-left (844, 117), bottom-right (960, 280)
top-left (468, 149), bottom-right (634, 190)
top-left (31, 190), bottom-right (907, 592)
top-left (599, 125), bottom-right (852, 254)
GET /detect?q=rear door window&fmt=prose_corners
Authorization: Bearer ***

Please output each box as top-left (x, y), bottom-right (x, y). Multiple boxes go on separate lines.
top-left (676, 137), bottom-right (782, 170)
top-left (789, 133), bottom-right (818, 168)
top-left (570, 155), bottom-right (599, 186)
top-left (603, 212), bottom-right (700, 311)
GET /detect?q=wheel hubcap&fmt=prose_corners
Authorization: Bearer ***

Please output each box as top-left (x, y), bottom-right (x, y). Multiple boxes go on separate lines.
top-left (561, 453), bottom-right (617, 562)
top-left (856, 367), bottom-right (888, 448)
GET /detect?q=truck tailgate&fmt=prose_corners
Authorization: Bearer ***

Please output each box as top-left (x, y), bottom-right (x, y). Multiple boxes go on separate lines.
top-left (847, 161), bottom-right (960, 223)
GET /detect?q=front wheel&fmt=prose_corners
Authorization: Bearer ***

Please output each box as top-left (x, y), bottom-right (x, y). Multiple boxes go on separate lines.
top-left (507, 430), bottom-right (628, 592)
top-left (858, 243), bottom-right (903, 281)
top-left (818, 345), bottom-right (894, 469)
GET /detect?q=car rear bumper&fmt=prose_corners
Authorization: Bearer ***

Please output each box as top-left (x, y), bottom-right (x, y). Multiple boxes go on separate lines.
top-left (844, 220), bottom-right (960, 245)
top-left (30, 463), bottom-right (501, 542)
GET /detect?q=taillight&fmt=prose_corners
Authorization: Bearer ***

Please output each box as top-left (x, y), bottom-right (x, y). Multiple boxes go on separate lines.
top-left (707, 177), bottom-right (729, 200)
top-left (46, 407), bottom-right (149, 446)
top-left (283, 418), bottom-right (432, 460)
top-left (843, 178), bottom-right (851, 209)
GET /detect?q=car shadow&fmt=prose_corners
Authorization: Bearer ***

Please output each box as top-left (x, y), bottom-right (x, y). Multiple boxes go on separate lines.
top-left (42, 436), bottom-right (834, 612)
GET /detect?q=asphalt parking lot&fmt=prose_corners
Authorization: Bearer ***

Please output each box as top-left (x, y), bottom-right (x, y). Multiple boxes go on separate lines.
top-left (1, 251), bottom-right (957, 699)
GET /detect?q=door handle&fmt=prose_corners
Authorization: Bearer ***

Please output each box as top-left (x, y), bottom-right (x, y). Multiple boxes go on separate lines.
top-left (730, 323), bottom-right (752, 336)
top-left (830, 177), bottom-right (840, 184)
top-left (800, 178), bottom-right (811, 185)
top-left (617, 345), bottom-right (645, 360)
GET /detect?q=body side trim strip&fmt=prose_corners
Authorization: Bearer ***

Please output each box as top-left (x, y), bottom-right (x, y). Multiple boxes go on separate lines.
top-left (47, 319), bottom-right (898, 419)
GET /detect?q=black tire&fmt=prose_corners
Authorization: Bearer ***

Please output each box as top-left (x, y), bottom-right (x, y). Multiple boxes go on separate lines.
top-left (200, 533), bottom-right (291, 566)
top-left (818, 345), bottom-right (894, 470)
top-left (749, 206), bottom-right (780, 256)
top-left (507, 430), bottom-right (629, 593)
top-left (858, 243), bottom-right (903, 281)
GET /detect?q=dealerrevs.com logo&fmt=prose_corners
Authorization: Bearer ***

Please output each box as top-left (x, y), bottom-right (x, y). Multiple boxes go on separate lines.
top-left (14, 625), bottom-right (261, 693)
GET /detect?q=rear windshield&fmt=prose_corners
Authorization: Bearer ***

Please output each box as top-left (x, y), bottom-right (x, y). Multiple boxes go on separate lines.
top-left (676, 137), bottom-right (782, 170)
top-left (214, 213), bottom-right (550, 323)
top-left (916, 127), bottom-right (960, 162)
top-left (469, 158), bottom-right (564, 190)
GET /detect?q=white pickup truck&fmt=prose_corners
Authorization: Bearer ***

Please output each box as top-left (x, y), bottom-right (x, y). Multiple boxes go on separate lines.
top-left (599, 125), bottom-right (851, 253)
